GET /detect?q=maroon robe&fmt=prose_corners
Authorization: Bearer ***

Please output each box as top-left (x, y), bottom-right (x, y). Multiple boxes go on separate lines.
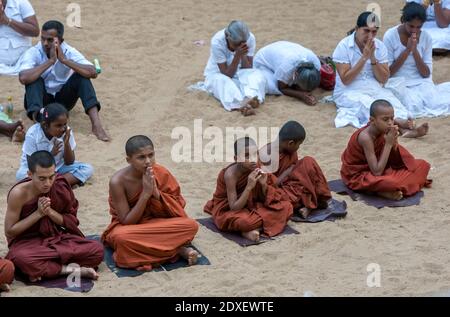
top-left (6, 176), bottom-right (103, 280)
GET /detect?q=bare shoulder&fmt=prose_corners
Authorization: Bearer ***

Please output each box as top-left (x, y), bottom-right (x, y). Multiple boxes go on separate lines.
top-left (109, 168), bottom-right (128, 189)
top-left (7, 183), bottom-right (28, 206)
top-left (357, 129), bottom-right (373, 147)
top-left (224, 165), bottom-right (238, 185)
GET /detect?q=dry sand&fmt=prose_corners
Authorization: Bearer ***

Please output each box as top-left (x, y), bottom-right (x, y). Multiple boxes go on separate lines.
top-left (1, 0), bottom-right (450, 297)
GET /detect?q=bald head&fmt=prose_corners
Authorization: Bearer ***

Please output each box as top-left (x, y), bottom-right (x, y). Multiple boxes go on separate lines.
top-left (279, 121), bottom-right (306, 142)
top-left (370, 99), bottom-right (393, 117)
top-left (234, 137), bottom-right (256, 157)
top-left (126, 135), bottom-right (154, 157)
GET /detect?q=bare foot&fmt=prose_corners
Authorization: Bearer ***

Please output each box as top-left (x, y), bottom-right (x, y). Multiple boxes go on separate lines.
top-left (0, 283), bottom-right (11, 292)
top-left (136, 265), bottom-right (153, 272)
top-left (92, 125), bottom-right (110, 142)
top-left (239, 104), bottom-right (256, 117)
top-left (297, 92), bottom-right (317, 106)
top-left (12, 125), bottom-right (25, 142)
top-left (178, 247), bottom-right (199, 266)
top-left (299, 207), bottom-right (312, 219)
top-left (402, 123), bottom-right (429, 139)
top-left (378, 191), bottom-right (403, 201)
top-left (247, 96), bottom-right (260, 109)
top-left (2, 120), bottom-right (22, 138)
top-left (29, 276), bottom-right (42, 283)
top-left (242, 229), bottom-right (260, 242)
top-left (80, 267), bottom-right (99, 280)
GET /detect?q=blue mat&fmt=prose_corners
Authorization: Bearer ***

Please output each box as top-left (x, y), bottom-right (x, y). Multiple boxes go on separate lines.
top-left (88, 235), bottom-right (210, 278)
top-left (14, 272), bottom-right (94, 293)
top-left (290, 198), bottom-right (348, 223)
top-left (197, 218), bottom-right (299, 247)
top-left (328, 179), bottom-right (424, 209)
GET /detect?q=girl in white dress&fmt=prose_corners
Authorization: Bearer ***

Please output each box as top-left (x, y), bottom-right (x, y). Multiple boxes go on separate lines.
top-left (203, 20), bottom-right (266, 116)
top-left (384, 2), bottom-right (450, 120)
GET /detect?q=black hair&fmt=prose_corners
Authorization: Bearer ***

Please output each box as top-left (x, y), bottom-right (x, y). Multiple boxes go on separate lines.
top-left (38, 103), bottom-right (68, 126)
top-left (27, 151), bottom-right (56, 173)
top-left (347, 11), bottom-right (380, 35)
top-left (42, 20), bottom-right (64, 39)
top-left (126, 135), bottom-right (154, 156)
top-left (401, 2), bottom-right (427, 24)
top-left (370, 99), bottom-right (393, 117)
top-left (279, 121), bottom-right (306, 142)
top-left (234, 137), bottom-right (256, 157)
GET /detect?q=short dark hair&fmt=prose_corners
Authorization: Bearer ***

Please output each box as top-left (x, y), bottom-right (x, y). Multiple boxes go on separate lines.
top-left (27, 151), bottom-right (56, 173)
top-left (38, 103), bottom-right (68, 125)
top-left (279, 121), bottom-right (306, 142)
top-left (401, 2), bottom-right (427, 24)
top-left (42, 20), bottom-right (64, 38)
top-left (126, 135), bottom-right (154, 156)
top-left (370, 99), bottom-right (393, 117)
top-left (234, 137), bottom-right (256, 157)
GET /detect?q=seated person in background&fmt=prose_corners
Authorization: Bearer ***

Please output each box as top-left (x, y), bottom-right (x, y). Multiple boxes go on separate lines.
top-left (0, 0), bottom-right (39, 75)
top-left (18, 20), bottom-right (109, 141)
top-left (254, 41), bottom-right (322, 105)
top-left (203, 20), bottom-right (267, 116)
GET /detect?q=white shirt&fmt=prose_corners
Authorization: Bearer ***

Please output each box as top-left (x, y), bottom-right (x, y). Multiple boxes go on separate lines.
top-left (19, 123), bottom-right (76, 172)
top-left (254, 41), bottom-right (321, 86)
top-left (204, 29), bottom-right (256, 77)
top-left (406, 0), bottom-right (450, 21)
top-left (383, 25), bottom-right (433, 83)
top-left (332, 33), bottom-right (389, 98)
top-left (20, 41), bottom-right (93, 95)
top-left (0, 0), bottom-right (35, 50)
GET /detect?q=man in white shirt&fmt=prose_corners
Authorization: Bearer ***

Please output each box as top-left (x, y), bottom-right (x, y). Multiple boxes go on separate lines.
top-left (203, 20), bottom-right (266, 116)
top-left (0, 0), bottom-right (39, 75)
top-left (19, 20), bottom-right (109, 142)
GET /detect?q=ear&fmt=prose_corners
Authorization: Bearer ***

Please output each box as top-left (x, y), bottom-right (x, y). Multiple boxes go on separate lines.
top-left (27, 170), bottom-right (33, 178)
top-left (126, 156), bottom-right (131, 164)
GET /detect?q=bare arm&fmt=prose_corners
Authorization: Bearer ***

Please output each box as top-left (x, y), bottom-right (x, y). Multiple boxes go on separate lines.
top-left (7, 15), bottom-right (39, 37)
top-left (371, 62), bottom-right (390, 85)
top-left (46, 208), bottom-right (64, 226)
top-left (217, 43), bottom-right (248, 78)
top-left (359, 130), bottom-right (396, 176)
top-left (4, 189), bottom-right (44, 240)
top-left (278, 81), bottom-right (318, 105)
top-left (19, 59), bottom-right (54, 85)
top-left (434, 3), bottom-right (450, 28)
top-left (61, 59), bottom-right (97, 79)
top-left (225, 169), bottom-right (260, 211)
top-left (389, 49), bottom-right (410, 76)
top-left (335, 60), bottom-right (367, 86)
top-left (240, 55), bottom-right (253, 69)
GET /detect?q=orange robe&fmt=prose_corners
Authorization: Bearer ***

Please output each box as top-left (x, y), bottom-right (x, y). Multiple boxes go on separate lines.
top-left (0, 258), bottom-right (14, 285)
top-left (204, 164), bottom-right (293, 237)
top-left (102, 164), bottom-right (199, 269)
top-left (274, 150), bottom-right (332, 210)
top-left (341, 125), bottom-right (431, 196)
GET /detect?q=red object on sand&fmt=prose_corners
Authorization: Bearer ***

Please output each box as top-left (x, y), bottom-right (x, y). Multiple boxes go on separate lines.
top-left (320, 64), bottom-right (336, 91)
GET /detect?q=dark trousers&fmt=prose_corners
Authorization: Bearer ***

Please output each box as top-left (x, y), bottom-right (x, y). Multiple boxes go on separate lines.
top-left (24, 73), bottom-right (101, 120)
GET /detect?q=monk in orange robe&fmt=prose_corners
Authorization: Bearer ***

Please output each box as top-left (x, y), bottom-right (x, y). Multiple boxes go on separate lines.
top-left (341, 99), bottom-right (431, 201)
top-left (102, 135), bottom-right (199, 270)
top-left (5, 151), bottom-right (103, 282)
top-left (0, 258), bottom-right (14, 292)
top-left (260, 121), bottom-right (332, 219)
top-left (204, 137), bottom-right (293, 242)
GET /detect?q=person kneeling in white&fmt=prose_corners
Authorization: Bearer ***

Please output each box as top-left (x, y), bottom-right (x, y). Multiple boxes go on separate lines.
top-left (204, 20), bottom-right (266, 116)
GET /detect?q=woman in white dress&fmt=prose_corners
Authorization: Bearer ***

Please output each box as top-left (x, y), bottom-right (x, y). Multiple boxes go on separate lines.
top-left (0, 0), bottom-right (39, 75)
top-left (407, 0), bottom-right (450, 53)
top-left (203, 20), bottom-right (266, 116)
top-left (254, 41), bottom-right (321, 105)
top-left (332, 11), bottom-right (427, 137)
top-left (384, 2), bottom-right (450, 120)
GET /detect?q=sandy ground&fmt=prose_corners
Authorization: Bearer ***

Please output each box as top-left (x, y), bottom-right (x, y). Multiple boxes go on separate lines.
top-left (1, 0), bottom-right (450, 297)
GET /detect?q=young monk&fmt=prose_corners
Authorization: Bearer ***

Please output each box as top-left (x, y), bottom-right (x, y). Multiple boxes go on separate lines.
top-left (102, 135), bottom-right (199, 270)
top-left (204, 137), bottom-right (293, 242)
top-left (5, 151), bottom-right (103, 282)
top-left (341, 99), bottom-right (431, 201)
top-left (0, 258), bottom-right (14, 292)
top-left (260, 121), bottom-right (332, 219)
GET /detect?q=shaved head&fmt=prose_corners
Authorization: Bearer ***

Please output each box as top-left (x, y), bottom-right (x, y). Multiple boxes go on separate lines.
top-left (126, 135), bottom-right (154, 156)
top-left (370, 99), bottom-right (393, 117)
